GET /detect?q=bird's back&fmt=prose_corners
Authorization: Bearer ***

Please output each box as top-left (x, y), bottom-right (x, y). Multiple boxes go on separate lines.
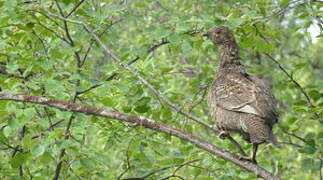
top-left (207, 69), bottom-right (280, 146)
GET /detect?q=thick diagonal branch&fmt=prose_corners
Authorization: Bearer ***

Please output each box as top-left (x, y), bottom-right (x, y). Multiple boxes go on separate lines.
top-left (0, 93), bottom-right (280, 180)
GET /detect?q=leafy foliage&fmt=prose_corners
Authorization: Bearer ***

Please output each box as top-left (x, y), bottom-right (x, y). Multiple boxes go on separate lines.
top-left (0, 0), bottom-right (322, 179)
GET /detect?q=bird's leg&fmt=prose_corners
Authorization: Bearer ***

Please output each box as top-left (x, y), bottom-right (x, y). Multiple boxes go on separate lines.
top-left (239, 143), bottom-right (258, 164)
top-left (251, 143), bottom-right (258, 163)
top-left (218, 130), bottom-right (247, 156)
top-left (218, 130), bottom-right (229, 139)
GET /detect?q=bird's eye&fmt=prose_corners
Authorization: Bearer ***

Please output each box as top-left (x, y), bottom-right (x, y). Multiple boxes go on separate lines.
top-left (215, 31), bottom-right (221, 35)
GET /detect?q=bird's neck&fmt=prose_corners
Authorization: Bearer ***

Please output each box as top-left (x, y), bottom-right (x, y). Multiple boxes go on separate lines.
top-left (217, 41), bottom-right (245, 73)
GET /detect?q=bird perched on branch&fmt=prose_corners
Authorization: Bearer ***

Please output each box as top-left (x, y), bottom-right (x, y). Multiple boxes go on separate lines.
top-left (204, 26), bottom-right (281, 163)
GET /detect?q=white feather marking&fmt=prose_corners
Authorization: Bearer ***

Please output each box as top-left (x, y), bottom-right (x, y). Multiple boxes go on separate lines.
top-left (238, 105), bottom-right (259, 115)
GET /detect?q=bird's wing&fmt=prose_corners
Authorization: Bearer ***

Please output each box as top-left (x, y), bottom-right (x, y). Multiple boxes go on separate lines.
top-left (215, 73), bottom-right (279, 124)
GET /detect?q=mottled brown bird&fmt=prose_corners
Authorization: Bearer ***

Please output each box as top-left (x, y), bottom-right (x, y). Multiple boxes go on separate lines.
top-left (204, 26), bottom-right (281, 163)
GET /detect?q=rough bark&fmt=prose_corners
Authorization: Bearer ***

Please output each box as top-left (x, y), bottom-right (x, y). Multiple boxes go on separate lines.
top-left (0, 93), bottom-right (280, 180)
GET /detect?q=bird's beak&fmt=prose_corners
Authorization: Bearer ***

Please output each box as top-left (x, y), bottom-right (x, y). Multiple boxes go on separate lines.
top-left (203, 32), bottom-right (209, 37)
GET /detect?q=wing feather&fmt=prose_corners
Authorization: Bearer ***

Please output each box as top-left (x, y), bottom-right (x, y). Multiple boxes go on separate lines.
top-left (214, 73), bottom-right (279, 125)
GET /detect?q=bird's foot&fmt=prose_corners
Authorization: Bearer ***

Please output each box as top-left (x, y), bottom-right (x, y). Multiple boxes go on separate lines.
top-left (218, 131), bottom-right (229, 140)
top-left (239, 155), bottom-right (257, 164)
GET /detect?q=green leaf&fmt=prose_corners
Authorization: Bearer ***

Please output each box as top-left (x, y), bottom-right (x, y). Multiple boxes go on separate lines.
top-left (10, 152), bottom-right (25, 168)
top-left (63, 0), bottom-right (73, 5)
top-left (101, 97), bottom-right (114, 107)
top-left (24, 108), bottom-right (36, 121)
top-left (299, 145), bottom-right (316, 154)
top-left (116, 83), bottom-right (129, 93)
top-left (133, 46), bottom-right (148, 57)
top-left (301, 158), bottom-right (313, 171)
top-left (135, 97), bottom-right (151, 106)
top-left (280, 0), bottom-right (290, 7)
top-left (80, 158), bottom-right (96, 169)
top-left (6, 62), bottom-right (19, 74)
top-left (31, 144), bottom-right (45, 157)
top-left (8, 118), bottom-right (19, 129)
top-left (39, 151), bottom-right (53, 165)
top-left (100, 64), bottom-right (115, 75)
top-left (134, 105), bottom-right (150, 113)
top-left (168, 32), bottom-right (182, 45)
top-left (309, 89), bottom-right (321, 101)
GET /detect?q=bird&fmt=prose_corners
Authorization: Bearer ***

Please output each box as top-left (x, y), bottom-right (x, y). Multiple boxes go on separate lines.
top-left (203, 26), bottom-right (281, 163)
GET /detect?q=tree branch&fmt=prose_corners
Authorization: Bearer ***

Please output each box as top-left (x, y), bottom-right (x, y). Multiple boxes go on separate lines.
top-left (66, 0), bottom-right (85, 18)
top-left (37, 8), bottom-right (216, 132)
top-left (0, 93), bottom-right (280, 180)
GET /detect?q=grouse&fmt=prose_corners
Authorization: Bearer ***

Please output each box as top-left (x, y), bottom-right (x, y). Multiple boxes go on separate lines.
top-left (204, 26), bottom-right (281, 163)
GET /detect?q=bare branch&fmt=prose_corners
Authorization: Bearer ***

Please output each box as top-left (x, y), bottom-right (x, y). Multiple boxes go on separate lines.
top-left (161, 175), bottom-right (185, 180)
top-left (32, 29), bottom-right (49, 59)
top-left (282, 130), bottom-right (307, 142)
top-left (81, 19), bottom-right (124, 67)
top-left (66, 0), bottom-right (86, 18)
top-left (28, 10), bottom-right (65, 30)
top-left (0, 93), bottom-right (280, 180)
top-left (31, 13), bottom-right (69, 44)
top-left (117, 136), bottom-right (136, 180)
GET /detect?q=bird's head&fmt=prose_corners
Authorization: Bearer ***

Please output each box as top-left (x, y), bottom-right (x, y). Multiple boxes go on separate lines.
top-left (203, 26), bottom-right (235, 45)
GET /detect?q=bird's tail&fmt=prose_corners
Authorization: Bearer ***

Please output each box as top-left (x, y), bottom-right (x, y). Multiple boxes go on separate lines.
top-left (269, 132), bottom-right (282, 149)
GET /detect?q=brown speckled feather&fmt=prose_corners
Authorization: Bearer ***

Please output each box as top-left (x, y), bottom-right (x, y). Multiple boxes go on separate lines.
top-left (214, 72), bottom-right (279, 126)
top-left (205, 26), bottom-right (281, 148)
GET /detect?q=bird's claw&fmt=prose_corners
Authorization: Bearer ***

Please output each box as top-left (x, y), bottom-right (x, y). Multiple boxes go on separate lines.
top-left (239, 156), bottom-right (257, 164)
top-left (219, 131), bottom-right (229, 140)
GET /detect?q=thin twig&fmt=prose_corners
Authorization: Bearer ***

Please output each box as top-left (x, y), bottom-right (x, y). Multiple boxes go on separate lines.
top-left (80, 19), bottom-right (124, 67)
top-left (282, 130), bottom-right (306, 142)
top-left (130, 159), bottom-right (203, 179)
top-left (264, 53), bottom-right (321, 122)
top-left (280, 141), bottom-right (302, 148)
top-left (189, 85), bottom-right (208, 112)
top-left (172, 158), bottom-right (203, 175)
top-left (28, 10), bottom-right (65, 30)
top-left (31, 13), bottom-right (69, 44)
top-left (320, 154), bottom-right (322, 180)
top-left (32, 29), bottom-right (49, 59)
top-left (66, 0), bottom-right (86, 18)
top-left (161, 175), bottom-right (185, 180)
top-left (117, 136), bottom-right (136, 180)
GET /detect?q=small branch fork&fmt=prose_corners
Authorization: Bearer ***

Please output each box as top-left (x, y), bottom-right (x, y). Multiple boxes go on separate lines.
top-left (0, 93), bottom-right (280, 180)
